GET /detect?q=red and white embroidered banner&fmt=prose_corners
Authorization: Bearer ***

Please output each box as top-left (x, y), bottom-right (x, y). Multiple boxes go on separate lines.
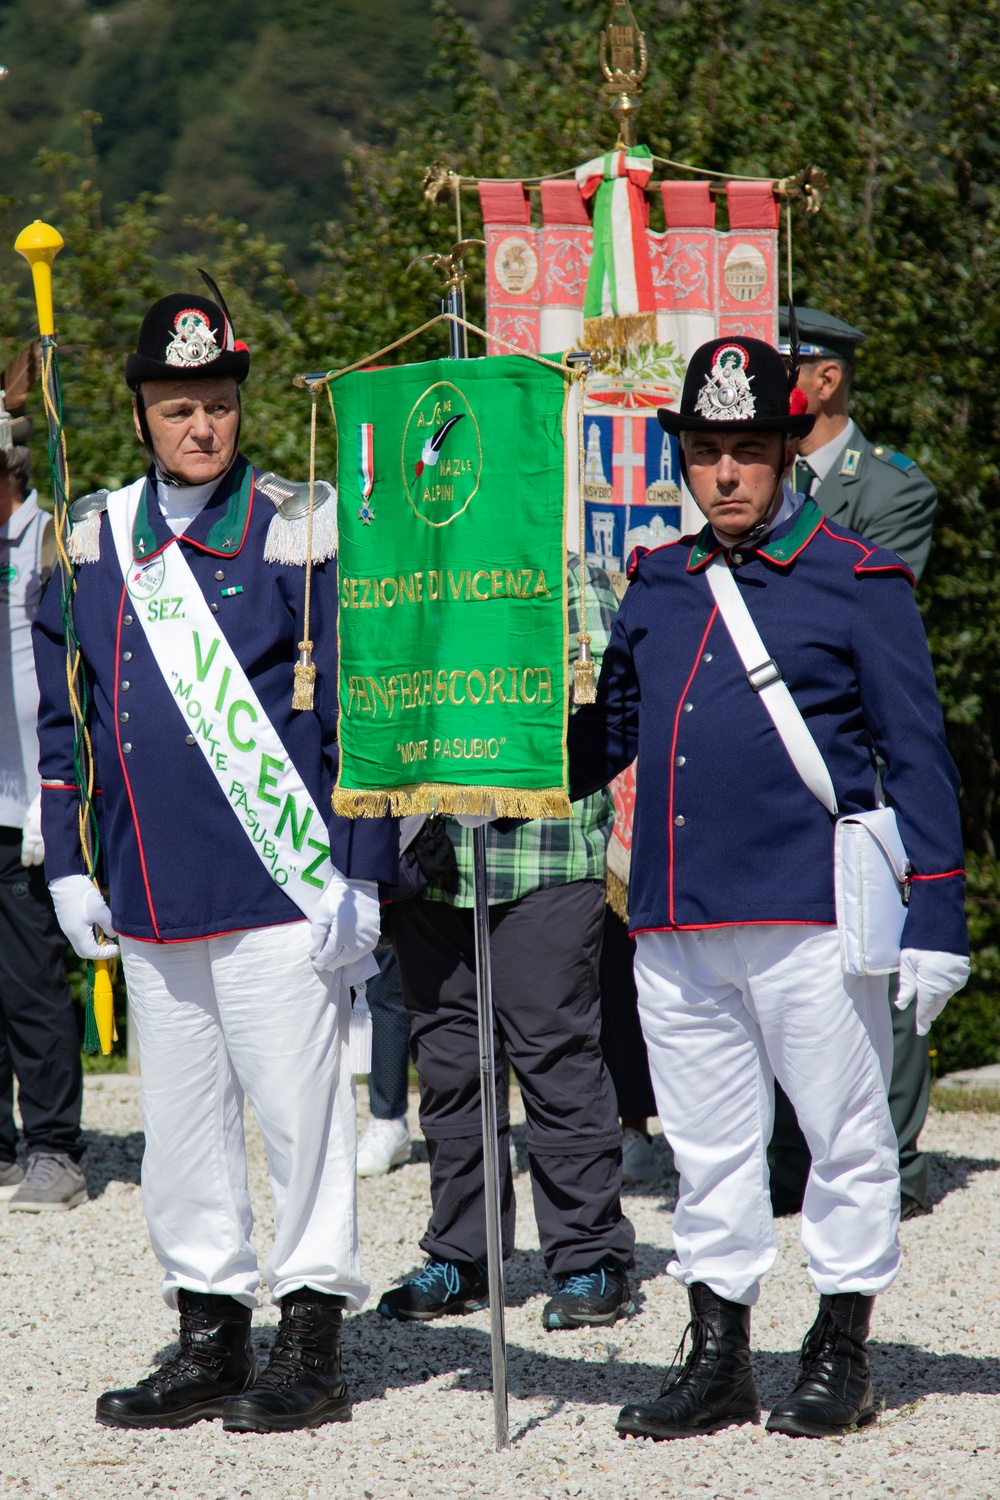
top-left (478, 166), bottom-right (780, 915)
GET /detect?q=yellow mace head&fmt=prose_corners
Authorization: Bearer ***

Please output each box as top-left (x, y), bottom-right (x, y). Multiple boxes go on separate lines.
top-left (14, 220), bottom-right (64, 338)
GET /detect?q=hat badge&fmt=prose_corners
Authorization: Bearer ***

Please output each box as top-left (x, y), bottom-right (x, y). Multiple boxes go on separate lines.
top-left (165, 308), bottom-right (221, 369)
top-left (694, 343), bottom-right (756, 422)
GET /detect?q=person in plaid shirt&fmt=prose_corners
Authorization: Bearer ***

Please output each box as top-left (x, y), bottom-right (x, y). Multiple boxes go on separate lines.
top-left (378, 555), bottom-right (636, 1331)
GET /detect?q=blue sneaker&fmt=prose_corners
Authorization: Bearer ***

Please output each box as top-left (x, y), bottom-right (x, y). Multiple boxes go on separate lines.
top-left (377, 1258), bottom-right (489, 1322)
top-left (541, 1257), bottom-right (634, 1330)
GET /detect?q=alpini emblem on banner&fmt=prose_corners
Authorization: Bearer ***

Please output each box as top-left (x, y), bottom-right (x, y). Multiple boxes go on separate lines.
top-left (402, 380), bottom-right (482, 527)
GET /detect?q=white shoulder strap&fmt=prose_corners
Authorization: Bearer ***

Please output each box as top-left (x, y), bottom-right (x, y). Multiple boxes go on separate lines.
top-left (706, 554), bottom-right (839, 816)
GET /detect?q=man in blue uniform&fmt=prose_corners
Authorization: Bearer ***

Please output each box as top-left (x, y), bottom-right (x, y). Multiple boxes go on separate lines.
top-left (569, 336), bottom-right (968, 1440)
top-left (33, 290), bottom-right (397, 1432)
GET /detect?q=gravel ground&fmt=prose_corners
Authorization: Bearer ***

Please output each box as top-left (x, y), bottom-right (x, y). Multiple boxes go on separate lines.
top-left (1, 1076), bottom-right (998, 1499)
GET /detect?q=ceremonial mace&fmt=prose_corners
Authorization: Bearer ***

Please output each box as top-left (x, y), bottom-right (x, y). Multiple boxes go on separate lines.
top-left (15, 221), bottom-right (116, 1055)
top-left (410, 240), bottom-right (510, 1451)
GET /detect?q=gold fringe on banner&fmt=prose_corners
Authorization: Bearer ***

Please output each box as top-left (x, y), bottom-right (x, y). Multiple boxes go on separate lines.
top-left (605, 867), bottom-right (630, 923)
top-left (583, 312), bottom-right (657, 352)
top-left (333, 784), bottom-right (573, 820)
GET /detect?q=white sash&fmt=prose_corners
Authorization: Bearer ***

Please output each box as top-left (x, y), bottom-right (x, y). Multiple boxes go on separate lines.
top-left (107, 480), bottom-right (331, 921)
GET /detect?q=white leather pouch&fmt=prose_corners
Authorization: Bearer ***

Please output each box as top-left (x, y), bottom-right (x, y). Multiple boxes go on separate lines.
top-left (834, 807), bottom-right (911, 976)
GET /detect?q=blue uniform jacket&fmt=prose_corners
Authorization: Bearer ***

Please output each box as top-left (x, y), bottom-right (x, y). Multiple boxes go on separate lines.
top-left (568, 499), bottom-right (967, 955)
top-left (32, 457), bottom-right (398, 942)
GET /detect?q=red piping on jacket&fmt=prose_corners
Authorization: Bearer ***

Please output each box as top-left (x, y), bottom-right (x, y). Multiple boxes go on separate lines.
top-left (819, 522), bottom-right (915, 584)
top-left (910, 870), bottom-right (965, 882)
top-left (667, 606), bottom-right (718, 926)
top-left (113, 581), bottom-right (161, 939)
top-left (631, 918), bottom-right (836, 936)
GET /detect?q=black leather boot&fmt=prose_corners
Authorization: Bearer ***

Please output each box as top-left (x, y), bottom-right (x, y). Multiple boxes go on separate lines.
top-left (766, 1292), bottom-right (876, 1438)
top-left (223, 1289), bottom-right (351, 1432)
top-left (96, 1290), bottom-right (257, 1429)
top-left (616, 1283), bottom-right (759, 1440)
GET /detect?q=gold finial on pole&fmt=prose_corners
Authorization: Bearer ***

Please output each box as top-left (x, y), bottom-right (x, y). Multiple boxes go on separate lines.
top-left (599, 0), bottom-right (648, 148)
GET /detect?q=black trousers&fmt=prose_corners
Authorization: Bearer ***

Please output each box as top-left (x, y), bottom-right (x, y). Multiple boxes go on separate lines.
top-left (367, 944), bottom-right (411, 1121)
top-left (391, 880), bottom-right (635, 1275)
top-left (0, 829), bottom-right (83, 1161)
top-left (768, 973), bottom-right (930, 1208)
top-left (597, 907), bottom-right (657, 1120)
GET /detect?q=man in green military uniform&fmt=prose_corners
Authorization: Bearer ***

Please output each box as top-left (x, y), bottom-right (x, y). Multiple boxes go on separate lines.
top-left (769, 305), bottom-right (938, 1219)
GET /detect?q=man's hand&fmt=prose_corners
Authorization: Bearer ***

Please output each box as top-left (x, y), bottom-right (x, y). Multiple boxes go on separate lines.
top-left (20, 794), bottom-right (44, 867)
top-left (49, 874), bottom-right (120, 960)
top-left (308, 872), bottom-right (381, 974)
top-left (896, 949), bottom-right (971, 1035)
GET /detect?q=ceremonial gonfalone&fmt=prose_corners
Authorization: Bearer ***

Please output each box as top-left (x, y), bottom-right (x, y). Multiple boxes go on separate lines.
top-left (332, 354), bottom-right (572, 819)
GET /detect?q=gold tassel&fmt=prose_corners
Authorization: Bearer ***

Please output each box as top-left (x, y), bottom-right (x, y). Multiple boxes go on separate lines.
top-left (574, 631), bottom-right (597, 705)
top-left (292, 391), bottom-right (320, 711)
top-left (605, 867), bottom-right (630, 923)
top-left (292, 645), bottom-right (316, 711)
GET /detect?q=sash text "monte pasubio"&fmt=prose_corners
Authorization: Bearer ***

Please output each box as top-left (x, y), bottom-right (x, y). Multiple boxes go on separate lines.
top-left (171, 629), bottom-right (331, 892)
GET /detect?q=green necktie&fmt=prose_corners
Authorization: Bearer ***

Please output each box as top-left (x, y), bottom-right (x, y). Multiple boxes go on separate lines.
top-left (794, 460), bottom-right (818, 499)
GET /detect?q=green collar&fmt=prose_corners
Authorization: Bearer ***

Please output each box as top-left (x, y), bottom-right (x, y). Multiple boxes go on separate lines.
top-left (131, 458), bottom-right (253, 561)
top-left (687, 498), bottom-right (824, 572)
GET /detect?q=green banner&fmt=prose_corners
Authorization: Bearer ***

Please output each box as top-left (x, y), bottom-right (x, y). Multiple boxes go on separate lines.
top-left (331, 354), bottom-right (571, 818)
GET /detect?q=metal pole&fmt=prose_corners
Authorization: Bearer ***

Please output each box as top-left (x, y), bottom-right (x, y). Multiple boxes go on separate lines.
top-left (448, 270), bottom-right (509, 1451)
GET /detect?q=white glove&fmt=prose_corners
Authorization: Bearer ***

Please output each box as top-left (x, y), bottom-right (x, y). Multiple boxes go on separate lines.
top-left (20, 794), bottom-right (44, 867)
top-left (896, 948), bottom-right (971, 1035)
top-left (308, 872), bottom-right (381, 973)
top-left (49, 874), bottom-right (120, 960)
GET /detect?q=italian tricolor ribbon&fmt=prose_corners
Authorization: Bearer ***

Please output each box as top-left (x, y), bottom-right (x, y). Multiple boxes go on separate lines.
top-left (576, 145), bottom-right (656, 321)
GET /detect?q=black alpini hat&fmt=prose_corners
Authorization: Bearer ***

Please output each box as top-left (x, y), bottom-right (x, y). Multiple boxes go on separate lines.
top-left (657, 336), bottom-right (815, 437)
top-left (125, 292), bottom-right (250, 390)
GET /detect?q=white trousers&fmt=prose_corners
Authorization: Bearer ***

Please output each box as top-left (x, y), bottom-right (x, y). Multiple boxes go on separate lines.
top-left (121, 922), bottom-right (367, 1311)
top-left (634, 924), bottom-right (901, 1305)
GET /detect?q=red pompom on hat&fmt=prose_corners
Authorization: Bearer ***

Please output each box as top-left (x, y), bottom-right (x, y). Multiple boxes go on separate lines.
top-left (789, 387), bottom-right (809, 417)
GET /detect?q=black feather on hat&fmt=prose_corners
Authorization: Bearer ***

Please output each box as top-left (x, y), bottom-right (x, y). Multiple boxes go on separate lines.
top-left (658, 336), bottom-right (814, 437)
top-left (125, 292), bottom-right (250, 390)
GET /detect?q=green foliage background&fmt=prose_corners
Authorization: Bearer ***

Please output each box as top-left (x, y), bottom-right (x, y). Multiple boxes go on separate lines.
top-left (2, 0), bottom-right (998, 1072)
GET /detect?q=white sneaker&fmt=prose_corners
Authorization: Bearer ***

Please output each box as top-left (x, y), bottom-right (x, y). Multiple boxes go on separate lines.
top-left (357, 1116), bottom-right (411, 1177)
top-left (621, 1127), bottom-right (662, 1185)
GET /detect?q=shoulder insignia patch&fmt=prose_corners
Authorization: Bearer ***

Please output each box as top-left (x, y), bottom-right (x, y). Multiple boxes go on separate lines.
top-left (68, 488), bottom-right (109, 564)
top-left (626, 545), bottom-right (649, 581)
top-left (871, 445), bottom-right (916, 473)
top-left (839, 448), bottom-right (861, 477)
top-left (258, 471), bottom-right (338, 566)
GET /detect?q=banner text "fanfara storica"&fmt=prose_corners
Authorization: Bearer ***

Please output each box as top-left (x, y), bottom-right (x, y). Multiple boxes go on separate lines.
top-left (346, 666), bottom-right (553, 721)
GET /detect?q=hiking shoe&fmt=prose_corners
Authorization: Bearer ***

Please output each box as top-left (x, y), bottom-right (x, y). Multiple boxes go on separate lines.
top-left (621, 1128), bottom-right (662, 1185)
top-left (357, 1116), bottom-right (410, 1177)
top-left (9, 1152), bottom-right (87, 1212)
top-left (0, 1160), bottom-right (24, 1201)
top-left (541, 1257), bottom-right (635, 1330)
top-left (378, 1258), bottom-right (488, 1322)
